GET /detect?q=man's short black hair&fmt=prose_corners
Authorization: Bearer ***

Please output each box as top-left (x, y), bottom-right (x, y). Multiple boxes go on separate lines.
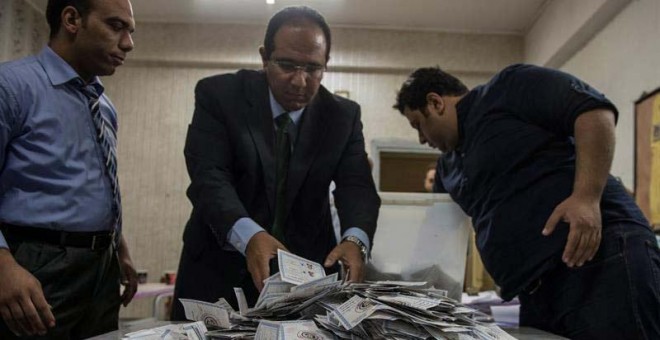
top-left (263, 6), bottom-right (331, 62)
top-left (394, 67), bottom-right (469, 114)
top-left (46, 0), bottom-right (94, 38)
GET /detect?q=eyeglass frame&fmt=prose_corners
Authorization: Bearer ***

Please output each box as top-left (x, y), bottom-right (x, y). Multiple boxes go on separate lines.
top-left (269, 59), bottom-right (326, 79)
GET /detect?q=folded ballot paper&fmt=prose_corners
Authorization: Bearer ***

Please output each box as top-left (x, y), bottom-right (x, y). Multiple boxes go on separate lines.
top-left (122, 321), bottom-right (208, 340)
top-left (177, 249), bottom-right (514, 340)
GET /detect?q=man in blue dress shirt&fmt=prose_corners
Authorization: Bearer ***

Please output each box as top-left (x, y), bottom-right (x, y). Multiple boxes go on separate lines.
top-left (394, 65), bottom-right (660, 339)
top-left (0, 0), bottom-right (137, 338)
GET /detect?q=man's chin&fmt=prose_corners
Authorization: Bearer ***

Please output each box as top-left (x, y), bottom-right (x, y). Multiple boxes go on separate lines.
top-left (282, 102), bottom-right (306, 112)
top-left (98, 66), bottom-right (117, 77)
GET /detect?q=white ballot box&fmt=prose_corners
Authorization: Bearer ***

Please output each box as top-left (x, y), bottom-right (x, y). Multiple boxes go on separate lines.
top-left (367, 192), bottom-right (471, 301)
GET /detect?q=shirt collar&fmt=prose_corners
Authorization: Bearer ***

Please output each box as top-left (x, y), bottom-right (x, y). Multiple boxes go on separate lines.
top-left (454, 88), bottom-right (479, 152)
top-left (269, 89), bottom-right (304, 125)
top-left (37, 46), bottom-right (104, 94)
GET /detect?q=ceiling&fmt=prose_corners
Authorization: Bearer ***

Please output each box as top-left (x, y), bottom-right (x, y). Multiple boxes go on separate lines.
top-left (28, 0), bottom-right (550, 35)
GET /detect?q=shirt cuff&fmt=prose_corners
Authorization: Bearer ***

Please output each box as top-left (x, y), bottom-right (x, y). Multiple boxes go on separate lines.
top-left (342, 227), bottom-right (370, 252)
top-left (0, 231), bottom-right (7, 249)
top-left (227, 217), bottom-right (265, 255)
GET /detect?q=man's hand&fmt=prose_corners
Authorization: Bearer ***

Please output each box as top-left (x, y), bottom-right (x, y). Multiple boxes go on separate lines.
top-left (324, 242), bottom-right (365, 283)
top-left (245, 232), bottom-right (287, 291)
top-left (542, 195), bottom-right (602, 267)
top-left (117, 236), bottom-right (138, 307)
top-left (0, 249), bottom-right (55, 337)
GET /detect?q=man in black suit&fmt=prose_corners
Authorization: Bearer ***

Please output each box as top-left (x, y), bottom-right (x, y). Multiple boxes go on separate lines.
top-left (171, 6), bottom-right (380, 319)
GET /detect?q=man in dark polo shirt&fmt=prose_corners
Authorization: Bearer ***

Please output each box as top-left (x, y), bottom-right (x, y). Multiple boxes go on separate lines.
top-left (394, 64), bottom-right (660, 339)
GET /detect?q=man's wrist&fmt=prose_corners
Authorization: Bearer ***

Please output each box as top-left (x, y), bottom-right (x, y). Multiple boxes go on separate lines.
top-left (228, 218), bottom-right (265, 255)
top-left (0, 248), bottom-right (16, 265)
top-left (342, 235), bottom-right (368, 263)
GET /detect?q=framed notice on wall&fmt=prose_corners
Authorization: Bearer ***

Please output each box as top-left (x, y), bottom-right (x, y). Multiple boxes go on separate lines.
top-left (635, 88), bottom-right (660, 231)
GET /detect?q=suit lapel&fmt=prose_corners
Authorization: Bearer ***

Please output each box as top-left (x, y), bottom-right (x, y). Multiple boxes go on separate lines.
top-left (284, 89), bottom-right (332, 217)
top-left (244, 72), bottom-right (276, 216)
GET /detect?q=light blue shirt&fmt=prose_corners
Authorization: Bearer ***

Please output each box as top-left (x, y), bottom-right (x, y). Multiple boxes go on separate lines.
top-left (226, 90), bottom-right (370, 255)
top-left (0, 46), bottom-right (116, 249)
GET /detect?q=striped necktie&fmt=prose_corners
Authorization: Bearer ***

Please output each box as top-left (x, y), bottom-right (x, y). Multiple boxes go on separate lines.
top-left (80, 84), bottom-right (122, 242)
top-left (272, 112), bottom-right (293, 242)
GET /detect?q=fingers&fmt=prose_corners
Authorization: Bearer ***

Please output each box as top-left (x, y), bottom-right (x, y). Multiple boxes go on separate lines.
top-left (250, 259), bottom-right (269, 292)
top-left (347, 261), bottom-right (365, 283)
top-left (121, 279), bottom-right (138, 307)
top-left (545, 199), bottom-right (603, 267)
top-left (5, 291), bottom-right (53, 337)
top-left (348, 266), bottom-right (360, 283)
top-left (569, 232), bottom-right (591, 267)
top-left (0, 252), bottom-right (55, 336)
top-left (31, 291), bottom-right (55, 329)
top-left (324, 247), bottom-right (341, 268)
top-left (587, 229), bottom-right (601, 261)
top-left (8, 300), bottom-right (31, 336)
top-left (246, 233), bottom-right (282, 292)
top-left (119, 262), bottom-right (138, 307)
top-left (573, 228), bottom-right (601, 267)
top-left (121, 284), bottom-right (129, 306)
top-left (271, 238), bottom-right (288, 252)
top-left (1, 305), bottom-right (21, 336)
top-left (341, 266), bottom-right (349, 283)
top-left (20, 294), bottom-right (47, 336)
top-left (325, 243), bottom-right (365, 283)
top-left (562, 221), bottom-right (581, 266)
top-left (542, 209), bottom-right (562, 236)
top-left (563, 221), bottom-right (601, 267)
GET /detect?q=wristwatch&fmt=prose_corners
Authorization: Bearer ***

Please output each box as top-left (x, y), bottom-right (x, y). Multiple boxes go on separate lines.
top-left (342, 235), bottom-right (369, 264)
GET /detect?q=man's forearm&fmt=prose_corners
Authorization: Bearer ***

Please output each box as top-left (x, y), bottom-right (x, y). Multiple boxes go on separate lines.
top-left (117, 234), bottom-right (131, 259)
top-left (572, 109), bottom-right (616, 201)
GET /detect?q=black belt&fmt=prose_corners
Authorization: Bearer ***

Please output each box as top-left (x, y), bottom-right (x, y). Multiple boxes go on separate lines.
top-left (1, 224), bottom-right (114, 251)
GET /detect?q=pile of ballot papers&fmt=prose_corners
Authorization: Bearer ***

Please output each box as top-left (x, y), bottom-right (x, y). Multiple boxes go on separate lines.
top-left (172, 250), bottom-right (515, 340)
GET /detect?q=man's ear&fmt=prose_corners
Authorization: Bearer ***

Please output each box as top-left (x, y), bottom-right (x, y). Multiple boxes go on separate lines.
top-left (61, 6), bottom-right (82, 35)
top-left (425, 92), bottom-right (445, 116)
top-left (258, 46), bottom-right (268, 69)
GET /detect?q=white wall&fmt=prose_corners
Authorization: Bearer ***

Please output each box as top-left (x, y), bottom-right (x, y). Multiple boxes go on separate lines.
top-left (0, 0), bottom-right (47, 60)
top-left (560, 0), bottom-right (660, 188)
top-left (524, 0), bottom-right (631, 68)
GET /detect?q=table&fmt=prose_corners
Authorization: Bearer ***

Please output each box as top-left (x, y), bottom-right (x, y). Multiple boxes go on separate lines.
top-left (134, 283), bottom-right (175, 299)
top-left (87, 319), bottom-right (568, 339)
top-left (132, 283), bottom-right (174, 319)
top-left (87, 318), bottom-right (170, 340)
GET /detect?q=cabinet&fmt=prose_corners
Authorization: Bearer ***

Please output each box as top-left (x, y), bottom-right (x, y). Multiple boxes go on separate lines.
top-left (634, 88), bottom-right (660, 231)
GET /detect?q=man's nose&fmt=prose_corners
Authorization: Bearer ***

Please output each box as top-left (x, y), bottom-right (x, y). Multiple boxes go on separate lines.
top-left (120, 31), bottom-right (134, 53)
top-left (290, 69), bottom-right (307, 88)
top-left (418, 131), bottom-right (427, 145)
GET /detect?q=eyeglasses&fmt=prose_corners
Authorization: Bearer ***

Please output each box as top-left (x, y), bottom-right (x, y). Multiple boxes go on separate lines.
top-left (270, 59), bottom-right (325, 79)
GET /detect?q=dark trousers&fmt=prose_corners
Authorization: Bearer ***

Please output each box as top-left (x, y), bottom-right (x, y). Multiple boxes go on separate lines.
top-left (0, 240), bottom-right (121, 340)
top-left (170, 244), bottom-right (260, 321)
top-left (519, 223), bottom-right (660, 340)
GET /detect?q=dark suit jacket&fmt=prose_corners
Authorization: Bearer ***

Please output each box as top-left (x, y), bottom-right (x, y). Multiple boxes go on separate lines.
top-left (181, 69), bottom-right (380, 266)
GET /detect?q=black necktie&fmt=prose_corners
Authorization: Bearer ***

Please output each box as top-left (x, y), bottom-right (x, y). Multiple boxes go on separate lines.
top-left (272, 113), bottom-right (293, 242)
